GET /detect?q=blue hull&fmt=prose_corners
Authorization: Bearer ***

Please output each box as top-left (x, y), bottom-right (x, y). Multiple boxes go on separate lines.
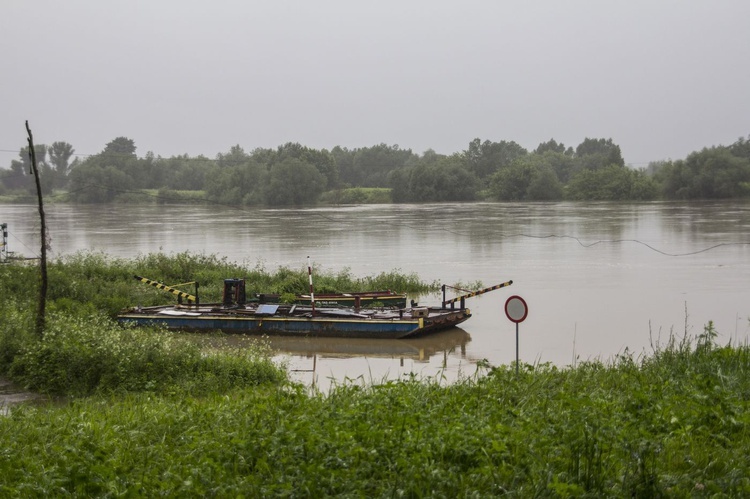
top-left (117, 307), bottom-right (471, 339)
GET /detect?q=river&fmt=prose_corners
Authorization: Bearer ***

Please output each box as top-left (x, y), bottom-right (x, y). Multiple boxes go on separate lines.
top-left (2, 201), bottom-right (749, 389)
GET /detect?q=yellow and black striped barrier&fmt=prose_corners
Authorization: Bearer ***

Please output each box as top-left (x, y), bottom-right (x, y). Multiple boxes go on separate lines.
top-left (134, 275), bottom-right (198, 304)
top-left (442, 280), bottom-right (513, 307)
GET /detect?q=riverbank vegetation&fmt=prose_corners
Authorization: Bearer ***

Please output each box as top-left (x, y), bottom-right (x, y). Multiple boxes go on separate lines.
top-left (2, 321), bottom-right (749, 495)
top-left (2, 134), bottom-right (749, 205)
top-left (0, 252), bottom-right (436, 396)
top-left (0, 254), bottom-right (748, 494)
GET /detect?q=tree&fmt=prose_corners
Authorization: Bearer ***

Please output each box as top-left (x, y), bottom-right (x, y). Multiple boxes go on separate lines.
top-left (540, 150), bottom-right (577, 184)
top-left (273, 142), bottom-right (339, 189)
top-left (76, 137), bottom-right (153, 190)
top-left (567, 165), bottom-right (658, 201)
top-left (388, 168), bottom-right (411, 203)
top-left (527, 167), bottom-right (564, 200)
top-left (464, 139), bottom-right (528, 179)
top-left (216, 145), bottom-right (250, 168)
top-left (388, 154), bottom-right (478, 203)
top-left (345, 144), bottom-right (417, 188)
top-left (264, 158), bottom-right (326, 206)
top-left (535, 138), bottom-right (573, 156)
top-left (103, 137), bottom-right (137, 157)
top-left (48, 141), bottom-right (76, 189)
top-left (489, 160), bottom-right (535, 201)
top-left (658, 147), bottom-right (750, 199)
top-left (330, 146), bottom-right (355, 187)
top-left (205, 159), bottom-right (267, 205)
top-left (162, 155), bottom-right (213, 191)
top-left (488, 155), bottom-right (563, 201)
top-left (574, 138), bottom-right (624, 170)
top-left (729, 135), bottom-right (750, 160)
top-left (67, 163), bottom-right (134, 203)
top-left (3, 145), bottom-right (50, 193)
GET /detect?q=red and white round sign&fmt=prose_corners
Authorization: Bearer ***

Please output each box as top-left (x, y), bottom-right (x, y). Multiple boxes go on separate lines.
top-left (504, 295), bottom-right (528, 323)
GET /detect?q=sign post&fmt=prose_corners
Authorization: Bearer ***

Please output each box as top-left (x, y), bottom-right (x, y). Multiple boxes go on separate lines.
top-left (504, 295), bottom-right (528, 375)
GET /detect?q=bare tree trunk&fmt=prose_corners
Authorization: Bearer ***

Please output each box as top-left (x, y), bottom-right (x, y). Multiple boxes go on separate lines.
top-left (26, 121), bottom-right (47, 338)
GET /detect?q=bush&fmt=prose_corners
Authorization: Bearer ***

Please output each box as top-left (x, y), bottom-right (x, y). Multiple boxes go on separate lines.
top-left (7, 312), bottom-right (286, 396)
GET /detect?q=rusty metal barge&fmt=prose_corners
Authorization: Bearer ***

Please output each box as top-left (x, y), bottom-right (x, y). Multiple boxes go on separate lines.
top-left (117, 276), bottom-right (513, 339)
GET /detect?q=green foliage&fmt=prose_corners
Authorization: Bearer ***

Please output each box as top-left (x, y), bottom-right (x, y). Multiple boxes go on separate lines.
top-left (566, 165), bottom-right (659, 201)
top-left (535, 138), bottom-right (574, 156)
top-left (390, 154), bottom-right (479, 202)
top-left (265, 158), bottom-right (327, 205)
top-left (204, 157), bottom-right (267, 205)
top-left (355, 269), bottom-right (438, 294)
top-left (729, 134), bottom-right (750, 160)
top-left (154, 188), bottom-right (206, 204)
top-left (658, 146), bottom-right (750, 199)
top-left (464, 138), bottom-right (528, 179)
top-left (333, 143), bottom-right (417, 188)
top-left (272, 142), bottom-right (339, 189)
top-left (68, 163), bottom-right (134, 202)
top-left (103, 137), bottom-right (137, 157)
top-left (1, 330), bottom-right (749, 495)
top-left (0, 253), bottom-right (441, 399)
top-left (318, 187), bottom-right (392, 204)
top-left (2, 251), bottom-right (437, 322)
top-left (10, 133), bottom-right (750, 205)
top-left (7, 312), bottom-right (285, 396)
top-left (489, 155), bottom-right (564, 201)
top-left (575, 137), bottom-right (625, 169)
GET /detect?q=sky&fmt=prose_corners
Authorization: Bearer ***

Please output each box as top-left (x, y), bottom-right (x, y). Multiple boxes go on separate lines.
top-left (2, 0), bottom-right (749, 167)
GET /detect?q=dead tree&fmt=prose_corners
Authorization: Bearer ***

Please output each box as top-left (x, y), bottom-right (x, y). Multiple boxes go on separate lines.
top-left (26, 121), bottom-right (48, 338)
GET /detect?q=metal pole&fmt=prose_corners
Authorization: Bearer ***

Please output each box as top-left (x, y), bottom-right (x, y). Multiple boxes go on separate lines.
top-left (307, 256), bottom-right (315, 316)
top-left (516, 322), bottom-right (519, 375)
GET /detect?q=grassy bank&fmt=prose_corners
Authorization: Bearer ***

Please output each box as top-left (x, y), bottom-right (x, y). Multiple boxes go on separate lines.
top-left (1, 254), bottom-right (748, 495)
top-left (1, 332), bottom-right (749, 496)
top-left (1, 251), bottom-right (438, 318)
top-left (0, 252), bottom-right (437, 396)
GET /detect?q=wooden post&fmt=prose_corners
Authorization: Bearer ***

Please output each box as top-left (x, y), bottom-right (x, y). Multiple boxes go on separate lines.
top-left (26, 121), bottom-right (48, 338)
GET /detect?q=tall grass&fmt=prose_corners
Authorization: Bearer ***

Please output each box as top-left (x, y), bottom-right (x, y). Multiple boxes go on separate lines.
top-left (6, 251), bottom-right (439, 317)
top-left (0, 252), bottom-right (439, 396)
top-left (2, 253), bottom-right (748, 495)
top-left (2, 307), bottom-right (286, 397)
top-left (1, 326), bottom-right (749, 496)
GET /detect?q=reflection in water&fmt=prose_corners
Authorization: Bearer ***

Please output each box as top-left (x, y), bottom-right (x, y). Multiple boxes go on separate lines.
top-left (205, 327), bottom-right (470, 362)
top-left (188, 328), bottom-right (471, 392)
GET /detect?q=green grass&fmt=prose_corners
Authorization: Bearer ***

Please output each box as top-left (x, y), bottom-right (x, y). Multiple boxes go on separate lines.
top-left (0, 251), bottom-right (439, 318)
top-left (1, 254), bottom-right (748, 495)
top-left (0, 252), bottom-right (439, 396)
top-left (1, 330), bottom-right (749, 496)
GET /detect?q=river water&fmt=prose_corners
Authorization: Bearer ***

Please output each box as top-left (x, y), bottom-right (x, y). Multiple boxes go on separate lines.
top-left (2, 201), bottom-right (749, 389)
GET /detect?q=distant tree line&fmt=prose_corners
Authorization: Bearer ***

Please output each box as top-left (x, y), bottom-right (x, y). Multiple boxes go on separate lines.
top-left (2, 134), bottom-right (749, 205)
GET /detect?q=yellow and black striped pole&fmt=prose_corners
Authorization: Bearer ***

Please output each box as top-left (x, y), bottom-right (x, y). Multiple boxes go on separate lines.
top-left (442, 280), bottom-right (513, 308)
top-left (133, 275), bottom-right (198, 304)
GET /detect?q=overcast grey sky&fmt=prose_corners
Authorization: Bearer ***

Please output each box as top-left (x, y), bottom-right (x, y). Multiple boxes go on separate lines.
top-left (2, 1), bottom-right (749, 166)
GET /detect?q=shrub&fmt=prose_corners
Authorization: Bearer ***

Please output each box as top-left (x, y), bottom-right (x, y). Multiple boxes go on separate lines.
top-left (8, 312), bottom-right (286, 396)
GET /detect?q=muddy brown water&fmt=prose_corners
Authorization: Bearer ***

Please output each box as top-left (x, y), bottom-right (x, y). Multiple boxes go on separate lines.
top-left (2, 201), bottom-right (749, 391)
top-left (0, 376), bottom-right (43, 415)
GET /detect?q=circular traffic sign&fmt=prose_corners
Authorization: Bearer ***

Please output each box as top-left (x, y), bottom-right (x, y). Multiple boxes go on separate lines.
top-left (505, 295), bottom-right (528, 323)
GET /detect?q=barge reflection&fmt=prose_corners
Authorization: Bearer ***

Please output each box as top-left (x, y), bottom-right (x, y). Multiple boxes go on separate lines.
top-left (193, 327), bottom-right (470, 362)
